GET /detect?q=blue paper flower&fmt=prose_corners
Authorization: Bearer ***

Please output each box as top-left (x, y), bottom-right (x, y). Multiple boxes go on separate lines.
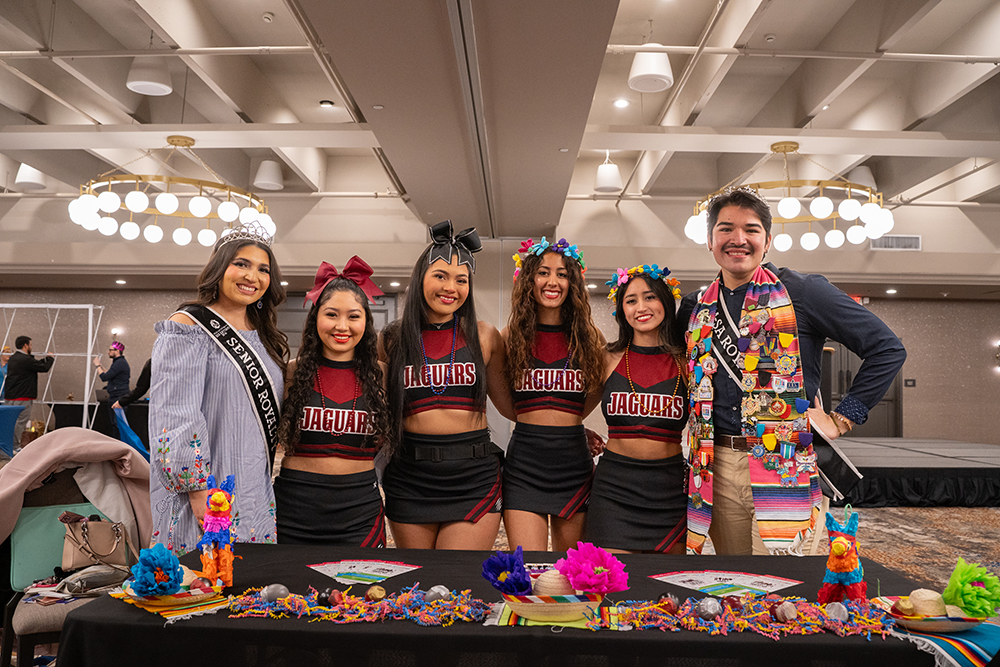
top-left (129, 543), bottom-right (184, 596)
top-left (482, 545), bottom-right (532, 595)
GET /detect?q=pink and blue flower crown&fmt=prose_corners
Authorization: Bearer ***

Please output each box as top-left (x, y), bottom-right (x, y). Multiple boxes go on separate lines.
top-left (512, 236), bottom-right (586, 282)
top-left (606, 264), bottom-right (681, 303)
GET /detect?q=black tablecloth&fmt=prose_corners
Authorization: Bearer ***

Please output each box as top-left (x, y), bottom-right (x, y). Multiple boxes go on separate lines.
top-left (58, 546), bottom-right (932, 667)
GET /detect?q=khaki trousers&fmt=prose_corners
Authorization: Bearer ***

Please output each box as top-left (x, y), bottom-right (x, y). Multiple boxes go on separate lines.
top-left (708, 444), bottom-right (828, 555)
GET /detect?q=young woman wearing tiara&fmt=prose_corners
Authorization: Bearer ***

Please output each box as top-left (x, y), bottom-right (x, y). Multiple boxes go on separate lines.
top-left (502, 237), bottom-right (605, 551)
top-left (585, 264), bottom-right (689, 554)
top-left (275, 257), bottom-right (389, 547)
top-left (380, 221), bottom-right (514, 550)
top-left (150, 222), bottom-right (288, 555)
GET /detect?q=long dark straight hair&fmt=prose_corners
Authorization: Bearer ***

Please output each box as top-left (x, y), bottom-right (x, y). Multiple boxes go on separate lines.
top-left (278, 278), bottom-right (388, 455)
top-left (181, 238), bottom-right (289, 373)
top-left (607, 274), bottom-right (684, 357)
top-left (383, 246), bottom-right (486, 455)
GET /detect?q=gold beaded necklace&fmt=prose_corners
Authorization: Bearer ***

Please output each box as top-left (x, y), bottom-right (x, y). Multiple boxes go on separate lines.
top-left (624, 340), bottom-right (681, 415)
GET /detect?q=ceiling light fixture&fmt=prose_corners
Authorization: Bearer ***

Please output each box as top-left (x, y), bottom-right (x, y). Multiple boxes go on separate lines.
top-left (68, 135), bottom-right (274, 246)
top-left (389, 281), bottom-right (401, 287)
top-left (628, 44), bottom-right (673, 93)
top-left (613, 99), bottom-right (630, 108)
top-left (14, 163), bottom-right (47, 190)
top-left (686, 141), bottom-right (890, 249)
top-left (115, 279), bottom-right (126, 285)
top-left (319, 100), bottom-right (335, 108)
top-left (886, 289), bottom-right (897, 294)
top-left (253, 159), bottom-right (284, 191)
top-left (126, 56), bottom-right (173, 96)
top-left (594, 150), bottom-right (623, 193)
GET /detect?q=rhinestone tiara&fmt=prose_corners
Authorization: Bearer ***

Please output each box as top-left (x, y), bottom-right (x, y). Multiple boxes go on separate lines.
top-left (217, 220), bottom-right (273, 249)
top-left (708, 185), bottom-right (768, 208)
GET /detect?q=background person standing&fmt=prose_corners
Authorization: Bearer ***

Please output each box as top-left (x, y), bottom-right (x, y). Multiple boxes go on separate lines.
top-left (2, 336), bottom-right (55, 445)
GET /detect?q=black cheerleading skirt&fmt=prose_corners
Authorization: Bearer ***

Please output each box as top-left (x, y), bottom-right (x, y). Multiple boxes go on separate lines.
top-left (584, 449), bottom-right (686, 553)
top-left (274, 467), bottom-right (386, 547)
top-left (381, 429), bottom-right (502, 524)
top-left (503, 422), bottom-right (593, 519)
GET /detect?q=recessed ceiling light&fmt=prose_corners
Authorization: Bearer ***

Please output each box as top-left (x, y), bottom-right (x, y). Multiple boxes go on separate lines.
top-left (587, 283), bottom-right (597, 289)
top-left (764, 34), bottom-right (776, 43)
top-left (280, 281), bottom-right (289, 286)
top-left (115, 279), bottom-right (126, 285)
top-left (319, 100), bottom-right (335, 108)
top-left (559, 148), bottom-right (569, 153)
top-left (111, 328), bottom-right (120, 335)
top-left (613, 99), bottom-right (630, 108)
top-left (372, 105), bottom-right (384, 110)
top-left (822, 104), bottom-right (830, 110)
top-left (886, 289), bottom-right (897, 294)
top-left (262, 12), bottom-right (274, 23)
top-left (390, 281), bottom-right (401, 287)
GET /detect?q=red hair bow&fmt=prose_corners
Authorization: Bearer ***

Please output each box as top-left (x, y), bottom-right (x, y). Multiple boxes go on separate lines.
top-left (304, 256), bottom-right (384, 306)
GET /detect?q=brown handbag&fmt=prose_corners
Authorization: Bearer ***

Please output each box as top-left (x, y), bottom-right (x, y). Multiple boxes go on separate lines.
top-left (61, 513), bottom-right (138, 572)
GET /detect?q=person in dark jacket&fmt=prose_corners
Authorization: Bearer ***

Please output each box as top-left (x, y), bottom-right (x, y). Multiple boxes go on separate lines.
top-left (112, 358), bottom-right (151, 410)
top-left (94, 341), bottom-right (131, 404)
top-left (3, 336), bottom-right (55, 445)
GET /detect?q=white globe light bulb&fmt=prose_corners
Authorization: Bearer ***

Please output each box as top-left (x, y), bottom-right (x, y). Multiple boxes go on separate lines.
top-left (772, 233), bottom-right (793, 252)
top-left (859, 202), bottom-right (882, 225)
top-left (98, 216), bottom-right (119, 236)
top-left (221, 227), bottom-right (235, 238)
top-left (809, 196), bottom-right (834, 219)
top-left (125, 190), bottom-right (149, 213)
top-left (865, 221), bottom-right (886, 240)
top-left (120, 221), bottom-right (140, 240)
top-left (82, 214), bottom-right (101, 231)
top-left (800, 231), bottom-right (820, 251)
top-left (692, 219), bottom-right (708, 245)
top-left (838, 198), bottom-right (861, 221)
top-left (846, 224), bottom-right (868, 244)
top-left (198, 228), bottom-right (218, 247)
top-left (78, 193), bottom-right (100, 214)
top-left (68, 198), bottom-right (85, 224)
top-left (155, 192), bottom-right (179, 215)
top-left (777, 196), bottom-right (801, 219)
top-left (257, 213), bottom-right (276, 236)
top-left (189, 195), bottom-right (212, 218)
top-left (684, 215), bottom-right (699, 241)
top-left (218, 200), bottom-right (240, 223)
top-left (239, 206), bottom-right (259, 224)
top-left (172, 226), bottom-right (192, 246)
top-left (824, 228), bottom-right (845, 248)
top-left (143, 224), bottom-right (164, 243)
top-left (97, 190), bottom-right (121, 213)
top-left (880, 208), bottom-right (895, 233)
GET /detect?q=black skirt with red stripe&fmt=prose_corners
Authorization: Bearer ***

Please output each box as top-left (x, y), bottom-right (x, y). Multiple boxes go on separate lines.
top-left (503, 422), bottom-right (593, 519)
top-left (382, 429), bottom-right (502, 524)
top-left (274, 467), bottom-right (386, 547)
top-left (584, 449), bottom-right (686, 552)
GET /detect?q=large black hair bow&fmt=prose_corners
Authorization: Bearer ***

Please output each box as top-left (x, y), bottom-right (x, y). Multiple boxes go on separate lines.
top-left (428, 220), bottom-right (482, 273)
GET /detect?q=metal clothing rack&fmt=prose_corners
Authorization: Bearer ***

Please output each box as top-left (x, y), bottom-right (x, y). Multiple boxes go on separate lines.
top-left (1, 303), bottom-right (105, 430)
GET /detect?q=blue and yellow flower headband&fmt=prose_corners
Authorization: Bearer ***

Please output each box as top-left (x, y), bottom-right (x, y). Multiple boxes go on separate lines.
top-left (512, 236), bottom-right (586, 282)
top-left (606, 264), bottom-right (681, 303)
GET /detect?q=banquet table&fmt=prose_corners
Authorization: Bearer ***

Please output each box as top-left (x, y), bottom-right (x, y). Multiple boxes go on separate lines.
top-left (58, 545), bottom-right (933, 667)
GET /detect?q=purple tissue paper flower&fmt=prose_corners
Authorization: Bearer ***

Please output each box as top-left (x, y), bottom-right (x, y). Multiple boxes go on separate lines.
top-left (482, 545), bottom-right (532, 595)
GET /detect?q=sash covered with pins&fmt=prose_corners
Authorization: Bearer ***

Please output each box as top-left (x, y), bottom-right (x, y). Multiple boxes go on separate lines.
top-left (685, 265), bottom-right (822, 555)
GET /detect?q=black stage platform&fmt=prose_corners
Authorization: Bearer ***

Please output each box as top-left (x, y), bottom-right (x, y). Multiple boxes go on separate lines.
top-left (834, 437), bottom-right (1000, 507)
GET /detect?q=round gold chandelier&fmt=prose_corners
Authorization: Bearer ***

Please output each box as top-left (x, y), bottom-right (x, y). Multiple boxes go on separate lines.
top-left (67, 136), bottom-right (275, 246)
top-left (685, 142), bottom-right (893, 250)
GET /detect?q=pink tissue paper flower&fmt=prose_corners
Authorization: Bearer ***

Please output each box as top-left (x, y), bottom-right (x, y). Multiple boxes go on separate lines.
top-left (554, 541), bottom-right (629, 594)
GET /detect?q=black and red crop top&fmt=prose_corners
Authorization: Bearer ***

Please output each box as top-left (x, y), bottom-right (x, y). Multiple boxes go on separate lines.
top-left (403, 319), bottom-right (482, 417)
top-left (296, 358), bottom-right (377, 460)
top-left (512, 323), bottom-right (587, 416)
top-left (601, 345), bottom-right (688, 444)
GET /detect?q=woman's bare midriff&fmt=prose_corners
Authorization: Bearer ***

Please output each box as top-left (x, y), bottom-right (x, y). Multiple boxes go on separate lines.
top-left (281, 454), bottom-right (375, 475)
top-left (605, 436), bottom-right (682, 461)
top-left (404, 409), bottom-right (488, 435)
top-left (515, 408), bottom-right (582, 427)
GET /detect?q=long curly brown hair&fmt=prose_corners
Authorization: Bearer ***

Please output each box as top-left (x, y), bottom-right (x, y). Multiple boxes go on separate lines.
top-left (278, 278), bottom-right (388, 455)
top-left (505, 251), bottom-right (604, 392)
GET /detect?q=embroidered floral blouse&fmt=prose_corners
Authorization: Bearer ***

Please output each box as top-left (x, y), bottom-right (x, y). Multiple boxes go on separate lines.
top-left (149, 319), bottom-right (283, 555)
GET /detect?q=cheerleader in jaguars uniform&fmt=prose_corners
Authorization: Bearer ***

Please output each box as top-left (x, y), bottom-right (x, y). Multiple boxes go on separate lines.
top-left (274, 257), bottom-right (389, 546)
top-left (586, 264), bottom-right (689, 554)
top-left (502, 238), bottom-right (606, 551)
top-left (380, 221), bottom-right (515, 550)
